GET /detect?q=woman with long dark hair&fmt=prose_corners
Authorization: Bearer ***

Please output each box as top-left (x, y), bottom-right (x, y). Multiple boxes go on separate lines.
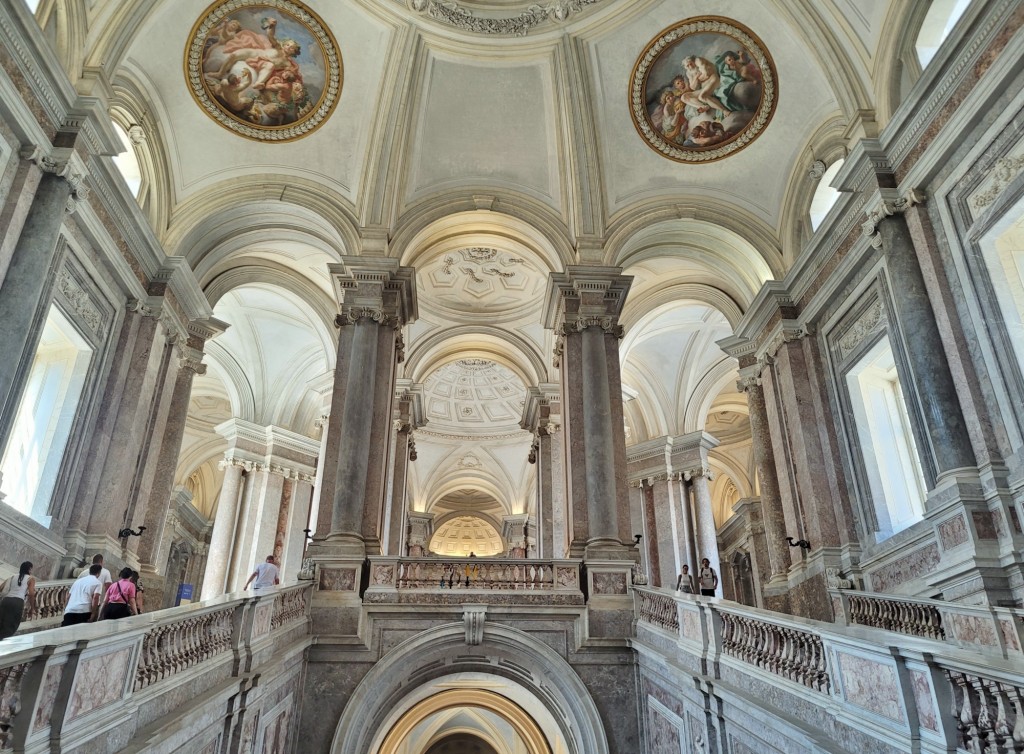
top-left (0, 561), bottom-right (36, 638)
top-left (98, 567), bottom-right (138, 621)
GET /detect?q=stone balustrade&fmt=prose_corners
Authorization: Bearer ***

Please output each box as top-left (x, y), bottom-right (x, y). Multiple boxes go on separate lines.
top-left (0, 583), bottom-right (310, 754)
top-left (831, 587), bottom-right (1024, 657)
top-left (636, 588), bottom-right (679, 633)
top-left (633, 586), bottom-right (1024, 754)
top-left (719, 608), bottom-right (830, 692)
top-left (21, 579), bottom-right (73, 623)
top-left (363, 557), bottom-right (585, 605)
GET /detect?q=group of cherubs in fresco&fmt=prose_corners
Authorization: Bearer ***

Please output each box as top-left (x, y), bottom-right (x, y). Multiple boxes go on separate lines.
top-left (650, 50), bottom-right (762, 148)
top-left (202, 15), bottom-right (314, 126)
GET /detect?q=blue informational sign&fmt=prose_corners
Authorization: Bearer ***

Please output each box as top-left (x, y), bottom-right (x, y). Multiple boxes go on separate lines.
top-left (176, 583), bottom-right (194, 606)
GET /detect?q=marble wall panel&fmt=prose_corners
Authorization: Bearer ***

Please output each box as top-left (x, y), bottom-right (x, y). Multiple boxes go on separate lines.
top-left (370, 563), bottom-right (395, 586)
top-left (198, 735), bottom-right (221, 754)
top-left (319, 568), bottom-right (356, 592)
top-left (869, 544), bottom-right (940, 591)
top-left (972, 511), bottom-right (998, 540)
top-left (938, 514), bottom-right (969, 549)
top-left (647, 700), bottom-right (682, 754)
top-left (681, 610), bottom-right (701, 643)
top-left (947, 613), bottom-right (999, 647)
top-left (908, 670), bottom-right (938, 732)
top-left (32, 660), bottom-right (64, 732)
top-left (593, 572), bottom-right (628, 595)
top-left (67, 646), bottom-right (134, 721)
top-left (835, 651), bottom-right (905, 724)
top-left (253, 602), bottom-right (274, 639)
top-left (1000, 619), bottom-right (1021, 651)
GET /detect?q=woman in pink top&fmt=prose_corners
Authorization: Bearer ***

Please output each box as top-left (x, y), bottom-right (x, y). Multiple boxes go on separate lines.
top-left (99, 567), bottom-right (138, 621)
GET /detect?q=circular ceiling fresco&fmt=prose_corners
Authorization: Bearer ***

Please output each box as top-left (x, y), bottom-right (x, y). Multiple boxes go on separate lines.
top-left (629, 16), bottom-right (777, 163)
top-left (185, 0), bottom-right (343, 141)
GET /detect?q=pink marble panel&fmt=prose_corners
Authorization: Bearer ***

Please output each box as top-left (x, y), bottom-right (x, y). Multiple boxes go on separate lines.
top-left (68, 647), bottom-right (133, 720)
top-left (318, 568), bottom-right (356, 592)
top-left (991, 510), bottom-right (1007, 539)
top-left (252, 603), bottom-right (274, 639)
top-left (869, 544), bottom-right (940, 591)
top-left (555, 567), bottom-right (578, 588)
top-left (938, 515), bottom-right (968, 549)
top-left (647, 703), bottom-right (680, 754)
top-left (32, 662), bottom-right (63, 731)
top-left (1000, 620), bottom-right (1021, 652)
top-left (371, 564), bottom-right (395, 586)
top-left (948, 614), bottom-right (998, 647)
top-left (973, 511), bottom-right (998, 540)
top-left (681, 611), bottom-right (701, 642)
top-left (592, 572), bottom-right (627, 595)
top-left (836, 651), bottom-right (905, 723)
top-left (909, 670), bottom-right (938, 732)
top-left (262, 707), bottom-right (290, 754)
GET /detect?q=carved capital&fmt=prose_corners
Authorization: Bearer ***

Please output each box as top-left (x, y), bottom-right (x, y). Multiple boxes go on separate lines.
top-left (464, 605), bottom-right (487, 646)
top-left (560, 316), bottom-right (625, 339)
top-left (335, 307), bottom-right (401, 329)
top-left (861, 188), bottom-right (926, 248)
top-left (683, 467), bottom-right (713, 482)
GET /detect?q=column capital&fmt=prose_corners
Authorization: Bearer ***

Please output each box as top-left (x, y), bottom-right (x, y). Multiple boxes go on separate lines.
top-left (329, 257), bottom-right (417, 328)
top-left (861, 187), bottom-right (927, 248)
top-left (520, 383), bottom-right (561, 433)
top-left (736, 364), bottom-right (763, 392)
top-left (20, 144), bottom-right (90, 210)
top-left (542, 266), bottom-right (632, 332)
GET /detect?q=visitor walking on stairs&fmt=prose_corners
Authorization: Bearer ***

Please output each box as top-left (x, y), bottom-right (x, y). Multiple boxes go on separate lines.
top-left (0, 561), bottom-right (36, 638)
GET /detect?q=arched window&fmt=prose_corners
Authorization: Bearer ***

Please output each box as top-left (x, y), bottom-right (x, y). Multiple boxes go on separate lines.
top-left (24, 0), bottom-right (42, 13)
top-left (111, 122), bottom-right (142, 198)
top-left (809, 159), bottom-right (845, 231)
top-left (916, 0), bottom-right (972, 68)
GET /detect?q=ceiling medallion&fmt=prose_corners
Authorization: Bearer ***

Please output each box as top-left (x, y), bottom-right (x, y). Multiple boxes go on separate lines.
top-left (402, 0), bottom-right (605, 36)
top-left (185, 0), bottom-right (343, 142)
top-left (629, 17), bottom-right (778, 163)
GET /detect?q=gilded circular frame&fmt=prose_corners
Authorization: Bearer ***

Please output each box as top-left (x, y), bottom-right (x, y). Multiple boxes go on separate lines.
top-left (184, 0), bottom-right (343, 142)
top-left (629, 16), bottom-right (778, 163)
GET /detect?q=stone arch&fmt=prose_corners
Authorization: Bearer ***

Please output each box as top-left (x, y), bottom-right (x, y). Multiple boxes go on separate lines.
top-left (392, 197), bottom-right (575, 272)
top-left (405, 327), bottom-right (547, 388)
top-left (681, 359), bottom-right (741, 434)
top-left (332, 623), bottom-right (609, 754)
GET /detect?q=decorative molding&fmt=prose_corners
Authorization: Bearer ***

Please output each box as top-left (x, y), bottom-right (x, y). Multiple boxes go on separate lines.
top-left (683, 467), bottom-right (713, 481)
top-left (808, 159), bottom-right (827, 179)
top-left (21, 145), bottom-right (89, 212)
top-left (836, 299), bottom-right (885, 361)
top-left (55, 269), bottom-right (103, 336)
top-left (401, 0), bottom-right (605, 36)
top-left (969, 155), bottom-right (1024, 211)
top-left (862, 188), bottom-right (926, 249)
top-left (335, 307), bottom-right (401, 329)
top-left (463, 605), bottom-right (487, 646)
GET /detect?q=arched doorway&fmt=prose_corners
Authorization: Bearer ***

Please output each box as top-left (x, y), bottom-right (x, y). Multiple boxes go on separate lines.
top-left (332, 624), bottom-right (608, 754)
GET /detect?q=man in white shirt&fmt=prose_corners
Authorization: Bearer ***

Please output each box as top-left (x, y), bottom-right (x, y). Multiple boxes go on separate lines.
top-left (62, 564), bottom-right (103, 626)
top-left (244, 555), bottom-right (280, 592)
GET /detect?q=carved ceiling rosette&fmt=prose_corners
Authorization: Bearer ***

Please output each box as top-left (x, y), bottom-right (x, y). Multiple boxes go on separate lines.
top-left (185, 0), bottom-right (343, 142)
top-left (629, 17), bottom-right (778, 163)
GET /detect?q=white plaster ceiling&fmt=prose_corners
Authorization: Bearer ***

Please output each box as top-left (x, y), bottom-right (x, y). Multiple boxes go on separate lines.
top-left (429, 515), bottom-right (504, 557)
top-left (423, 359), bottom-right (527, 431)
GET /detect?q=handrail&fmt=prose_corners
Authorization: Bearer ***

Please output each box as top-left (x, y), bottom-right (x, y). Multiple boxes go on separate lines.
top-left (365, 557), bottom-right (583, 592)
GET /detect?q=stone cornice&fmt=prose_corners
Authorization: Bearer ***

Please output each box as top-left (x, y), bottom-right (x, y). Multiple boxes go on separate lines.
top-left (542, 266), bottom-right (632, 330)
top-left (520, 383), bottom-right (561, 433)
top-left (215, 418), bottom-right (321, 470)
top-left (329, 257), bottom-right (417, 327)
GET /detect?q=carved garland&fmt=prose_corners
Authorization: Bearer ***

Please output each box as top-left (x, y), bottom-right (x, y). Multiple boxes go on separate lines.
top-left (836, 299), bottom-right (885, 361)
top-left (401, 0), bottom-right (606, 36)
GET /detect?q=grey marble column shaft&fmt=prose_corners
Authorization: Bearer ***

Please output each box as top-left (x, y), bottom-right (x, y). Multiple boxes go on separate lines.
top-left (580, 326), bottom-right (618, 543)
top-left (201, 462), bottom-right (244, 599)
top-left (331, 319), bottom-right (380, 534)
top-left (384, 428), bottom-right (411, 556)
top-left (743, 378), bottom-right (789, 580)
top-left (536, 431), bottom-right (555, 558)
top-left (690, 472), bottom-right (721, 592)
top-left (879, 215), bottom-right (975, 477)
top-left (0, 172), bottom-right (72, 431)
top-left (677, 477), bottom-right (697, 577)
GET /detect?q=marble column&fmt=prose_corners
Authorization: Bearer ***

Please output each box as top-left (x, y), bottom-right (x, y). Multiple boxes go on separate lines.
top-left (313, 258), bottom-right (416, 560)
top-left (863, 190), bottom-right (976, 480)
top-left (307, 413), bottom-right (330, 538)
top-left (384, 384), bottom-right (423, 556)
top-left (406, 512), bottom-right (434, 556)
top-left (0, 149), bottom-right (85, 439)
top-left (521, 385), bottom-right (564, 559)
top-left (201, 458), bottom-right (245, 599)
top-left (686, 467), bottom-right (721, 593)
top-left (738, 368), bottom-right (789, 582)
top-left (544, 267), bottom-right (632, 559)
top-left (135, 323), bottom-right (223, 601)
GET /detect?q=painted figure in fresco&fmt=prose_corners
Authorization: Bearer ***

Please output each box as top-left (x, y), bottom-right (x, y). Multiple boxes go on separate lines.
top-left (680, 56), bottom-right (732, 116)
top-left (202, 14), bottom-right (312, 125)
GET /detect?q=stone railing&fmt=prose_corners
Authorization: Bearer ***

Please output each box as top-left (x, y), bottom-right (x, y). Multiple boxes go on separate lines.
top-left (22, 579), bottom-right (73, 622)
top-left (636, 588), bottom-right (679, 633)
top-left (831, 588), bottom-right (1024, 657)
top-left (133, 605), bottom-right (236, 691)
top-left (718, 608), bottom-right (830, 692)
top-left (363, 557), bottom-right (583, 600)
top-left (632, 586), bottom-right (1024, 754)
top-left (0, 583), bottom-right (310, 754)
